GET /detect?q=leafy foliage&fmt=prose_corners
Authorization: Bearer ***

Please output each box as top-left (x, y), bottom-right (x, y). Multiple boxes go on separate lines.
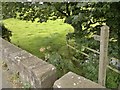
top-left (2, 2), bottom-right (120, 88)
top-left (106, 69), bottom-right (120, 88)
top-left (0, 23), bottom-right (12, 42)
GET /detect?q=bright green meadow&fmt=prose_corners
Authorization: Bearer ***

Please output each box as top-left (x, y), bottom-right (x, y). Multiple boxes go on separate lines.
top-left (4, 18), bottom-right (74, 59)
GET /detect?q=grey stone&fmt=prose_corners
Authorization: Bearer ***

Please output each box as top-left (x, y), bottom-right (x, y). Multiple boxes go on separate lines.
top-left (33, 64), bottom-right (56, 88)
top-left (0, 49), bottom-right (2, 60)
top-left (0, 38), bottom-right (2, 49)
top-left (53, 72), bottom-right (105, 88)
top-left (1, 38), bottom-right (57, 88)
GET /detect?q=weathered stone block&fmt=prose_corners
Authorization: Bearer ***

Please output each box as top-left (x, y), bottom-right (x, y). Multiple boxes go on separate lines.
top-left (0, 39), bottom-right (1, 47)
top-left (53, 72), bottom-right (106, 88)
top-left (0, 49), bottom-right (2, 60)
top-left (19, 55), bottom-right (57, 88)
top-left (8, 50), bottom-right (33, 65)
top-left (2, 38), bottom-right (23, 65)
top-left (1, 38), bottom-right (57, 88)
top-left (32, 63), bottom-right (56, 88)
top-left (20, 55), bottom-right (45, 69)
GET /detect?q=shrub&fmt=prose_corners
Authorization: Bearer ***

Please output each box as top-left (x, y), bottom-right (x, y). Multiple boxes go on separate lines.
top-left (0, 23), bottom-right (12, 42)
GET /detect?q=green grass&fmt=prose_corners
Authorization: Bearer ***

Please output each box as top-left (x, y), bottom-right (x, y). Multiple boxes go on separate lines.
top-left (3, 18), bottom-right (74, 59)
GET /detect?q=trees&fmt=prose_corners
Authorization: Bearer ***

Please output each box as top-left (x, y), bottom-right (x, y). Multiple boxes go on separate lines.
top-left (2, 2), bottom-right (119, 49)
top-left (2, 1), bottom-right (120, 88)
top-left (2, 2), bottom-right (119, 36)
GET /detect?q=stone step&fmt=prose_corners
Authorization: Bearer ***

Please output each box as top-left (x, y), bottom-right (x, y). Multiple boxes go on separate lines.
top-left (53, 72), bottom-right (106, 88)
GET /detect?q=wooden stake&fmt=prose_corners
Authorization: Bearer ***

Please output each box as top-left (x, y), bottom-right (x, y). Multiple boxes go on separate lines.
top-left (98, 25), bottom-right (109, 86)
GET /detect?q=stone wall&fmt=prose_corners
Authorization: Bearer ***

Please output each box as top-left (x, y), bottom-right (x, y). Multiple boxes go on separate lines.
top-left (0, 38), bottom-right (57, 88)
top-left (1, 38), bottom-right (107, 89)
top-left (53, 72), bottom-right (106, 88)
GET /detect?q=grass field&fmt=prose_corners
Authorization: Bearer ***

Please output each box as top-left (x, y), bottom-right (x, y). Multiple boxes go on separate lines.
top-left (3, 18), bottom-right (74, 59)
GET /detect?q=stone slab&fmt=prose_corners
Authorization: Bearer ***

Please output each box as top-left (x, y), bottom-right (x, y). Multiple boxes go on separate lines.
top-left (1, 38), bottom-right (57, 88)
top-left (53, 72), bottom-right (106, 88)
top-left (33, 63), bottom-right (56, 88)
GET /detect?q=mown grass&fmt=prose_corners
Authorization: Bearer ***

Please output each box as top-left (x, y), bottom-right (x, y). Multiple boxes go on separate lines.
top-left (3, 18), bottom-right (74, 59)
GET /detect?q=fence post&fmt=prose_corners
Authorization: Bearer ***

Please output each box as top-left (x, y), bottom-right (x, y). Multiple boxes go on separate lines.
top-left (98, 25), bottom-right (109, 86)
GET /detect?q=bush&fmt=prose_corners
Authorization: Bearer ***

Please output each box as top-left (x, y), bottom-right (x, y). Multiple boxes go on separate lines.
top-left (0, 23), bottom-right (12, 42)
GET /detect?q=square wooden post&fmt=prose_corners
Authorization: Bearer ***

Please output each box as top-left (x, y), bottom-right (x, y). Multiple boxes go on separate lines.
top-left (98, 25), bottom-right (109, 86)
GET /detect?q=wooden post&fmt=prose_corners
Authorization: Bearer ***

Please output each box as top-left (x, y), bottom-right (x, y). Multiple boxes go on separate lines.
top-left (98, 25), bottom-right (109, 86)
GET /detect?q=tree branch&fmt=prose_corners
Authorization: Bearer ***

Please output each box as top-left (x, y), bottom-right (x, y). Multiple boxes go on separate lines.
top-left (66, 3), bottom-right (70, 16)
top-left (54, 3), bottom-right (68, 17)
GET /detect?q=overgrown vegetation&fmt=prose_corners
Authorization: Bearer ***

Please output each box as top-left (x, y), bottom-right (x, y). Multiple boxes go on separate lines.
top-left (2, 2), bottom-right (120, 88)
top-left (0, 23), bottom-right (12, 42)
